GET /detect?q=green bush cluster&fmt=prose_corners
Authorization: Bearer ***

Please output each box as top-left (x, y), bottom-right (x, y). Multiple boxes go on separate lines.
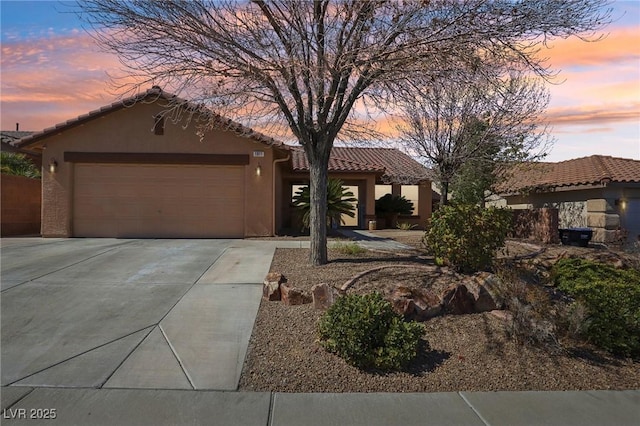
top-left (0, 152), bottom-right (41, 179)
top-left (423, 204), bottom-right (512, 273)
top-left (552, 258), bottom-right (640, 358)
top-left (317, 293), bottom-right (425, 370)
top-left (374, 194), bottom-right (414, 216)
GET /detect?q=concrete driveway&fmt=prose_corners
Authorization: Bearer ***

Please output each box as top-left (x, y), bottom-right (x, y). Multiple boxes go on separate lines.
top-left (1, 238), bottom-right (275, 391)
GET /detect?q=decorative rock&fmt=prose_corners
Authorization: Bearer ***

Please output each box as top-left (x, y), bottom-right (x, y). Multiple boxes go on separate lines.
top-left (390, 297), bottom-right (416, 319)
top-left (263, 280), bottom-right (281, 301)
top-left (262, 272), bottom-right (286, 301)
top-left (266, 272), bottom-right (287, 284)
top-left (386, 285), bottom-right (442, 321)
top-left (281, 283), bottom-right (312, 306)
top-left (412, 289), bottom-right (442, 320)
top-left (311, 283), bottom-right (336, 310)
top-left (473, 284), bottom-right (500, 313)
top-left (442, 284), bottom-right (475, 315)
top-left (467, 273), bottom-right (502, 313)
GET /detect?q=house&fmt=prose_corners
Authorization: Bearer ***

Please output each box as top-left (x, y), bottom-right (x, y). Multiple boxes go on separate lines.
top-left (492, 155), bottom-right (640, 244)
top-left (17, 87), bottom-right (432, 238)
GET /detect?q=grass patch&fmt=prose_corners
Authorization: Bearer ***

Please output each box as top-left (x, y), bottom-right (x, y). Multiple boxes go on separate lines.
top-left (333, 242), bottom-right (367, 256)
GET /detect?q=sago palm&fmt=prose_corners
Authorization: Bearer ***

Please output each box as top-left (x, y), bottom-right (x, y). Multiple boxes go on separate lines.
top-left (293, 178), bottom-right (357, 230)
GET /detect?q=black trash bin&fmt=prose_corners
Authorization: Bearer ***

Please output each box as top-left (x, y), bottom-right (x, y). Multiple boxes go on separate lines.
top-left (558, 227), bottom-right (593, 247)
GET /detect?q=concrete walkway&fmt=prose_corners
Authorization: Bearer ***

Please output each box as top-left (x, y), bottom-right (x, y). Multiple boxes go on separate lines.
top-left (339, 229), bottom-right (415, 251)
top-left (1, 238), bottom-right (277, 391)
top-left (1, 388), bottom-right (638, 425)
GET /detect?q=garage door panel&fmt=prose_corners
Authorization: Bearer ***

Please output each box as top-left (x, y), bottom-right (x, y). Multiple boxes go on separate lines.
top-left (73, 164), bottom-right (245, 238)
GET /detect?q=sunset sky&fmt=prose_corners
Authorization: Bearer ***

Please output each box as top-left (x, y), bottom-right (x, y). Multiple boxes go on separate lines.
top-left (1, 0), bottom-right (639, 162)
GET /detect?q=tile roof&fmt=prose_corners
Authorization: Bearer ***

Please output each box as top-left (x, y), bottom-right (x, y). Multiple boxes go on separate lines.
top-left (496, 155), bottom-right (640, 195)
top-left (17, 87), bottom-right (283, 148)
top-left (1, 131), bottom-right (35, 145)
top-left (289, 146), bottom-right (430, 184)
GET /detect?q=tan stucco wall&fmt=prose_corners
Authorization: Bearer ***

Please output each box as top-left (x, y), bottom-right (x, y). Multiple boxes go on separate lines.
top-left (36, 102), bottom-right (277, 237)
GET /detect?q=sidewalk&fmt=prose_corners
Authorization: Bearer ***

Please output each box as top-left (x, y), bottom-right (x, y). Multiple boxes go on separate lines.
top-left (2, 388), bottom-right (638, 425)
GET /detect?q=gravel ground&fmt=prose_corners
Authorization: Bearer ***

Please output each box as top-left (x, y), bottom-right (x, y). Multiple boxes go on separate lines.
top-left (238, 244), bottom-right (640, 393)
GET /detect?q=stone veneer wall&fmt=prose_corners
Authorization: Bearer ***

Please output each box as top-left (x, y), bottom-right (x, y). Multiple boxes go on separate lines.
top-left (586, 199), bottom-right (620, 243)
top-left (511, 208), bottom-right (560, 244)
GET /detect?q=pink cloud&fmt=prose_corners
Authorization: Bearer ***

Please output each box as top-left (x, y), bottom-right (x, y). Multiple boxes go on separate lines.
top-left (542, 24), bottom-right (640, 69)
top-left (1, 32), bottom-right (124, 130)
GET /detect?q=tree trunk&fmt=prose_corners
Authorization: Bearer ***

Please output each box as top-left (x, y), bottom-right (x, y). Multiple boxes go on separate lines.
top-left (308, 155), bottom-right (330, 265)
top-left (441, 181), bottom-right (450, 205)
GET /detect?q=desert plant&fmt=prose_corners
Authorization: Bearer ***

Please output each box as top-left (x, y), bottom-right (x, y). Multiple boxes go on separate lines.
top-left (552, 258), bottom-right (640, 358)
top-left (423, 204), bottom-right (512, 273)
top-left (0, 152), bottom-right (40, 178)
top-left (332, 242), bottom-right (367, 256)
top-left (375, 194), bottom-right (414, 216)
top-left (317, 292), bottom-right (425, 370)
top-left (396, 222), bottom-right (418, 231)
top-left (293, 179), bottom-right (356, 230)
top-left (493, 265), bottom-right (562, 350)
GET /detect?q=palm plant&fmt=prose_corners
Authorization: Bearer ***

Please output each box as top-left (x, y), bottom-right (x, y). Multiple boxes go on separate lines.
top-left (0, 152), bottom-right (41, 178)
top-left (293, 179), bottom-right (357, 230)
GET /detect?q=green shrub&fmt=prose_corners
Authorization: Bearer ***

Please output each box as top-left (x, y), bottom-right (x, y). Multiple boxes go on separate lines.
top-left (552, 258), bottom-right (640, 358)
top-left (332, 242), bottom-right (367, 256)
top-left (317, 293), bottom-right (425, 370)
top-left (292, 178), bottom-right (356, 230)
top-left (0, 152), bottom-right (41, 178)
top-left (375, 194), bottom-right (414, 216)
top-left (423, 204), bottom-right (512, 273)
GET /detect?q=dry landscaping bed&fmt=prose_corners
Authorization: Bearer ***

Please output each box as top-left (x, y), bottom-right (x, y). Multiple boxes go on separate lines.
top-left (239, 241), bottom-right (640, 393)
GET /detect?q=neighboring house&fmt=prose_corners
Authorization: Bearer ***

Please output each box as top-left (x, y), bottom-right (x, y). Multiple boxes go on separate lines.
top-left (1, 130), bottom-right (41, 168)
top-left (492, 155), bottom-right (640, 244)
top-left (17, 87), bottom-right (432, 238)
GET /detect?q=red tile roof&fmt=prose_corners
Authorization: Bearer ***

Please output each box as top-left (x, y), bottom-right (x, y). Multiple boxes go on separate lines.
top-left (496, 155), bottom-right (640, 195)
top-left (290, 146), bottom-right (429, 184)
top-left (18, 87), bottom-right (282, 148)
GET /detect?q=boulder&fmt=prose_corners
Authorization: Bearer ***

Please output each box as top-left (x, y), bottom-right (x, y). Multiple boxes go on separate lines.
top-left (311, 283), bottom-right (336, 310)
top-left (281, 283), bottom-right (312, 306)
top-left (386, 285), bottom-right (442, 321)
top-left (262, 272), bottom-right (286, 301)
top-left (262, 280), bottom-right (281, 301)
top-left (467, 273), bottom-right (502, 313)
top-left (412, 288), bottom-right (443, 320)
top-left (442, 284), bottom-right (475, 315)
top-left (390, 297), bottom-right (416, 319)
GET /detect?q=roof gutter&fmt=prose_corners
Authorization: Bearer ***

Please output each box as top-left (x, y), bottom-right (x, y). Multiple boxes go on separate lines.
top-left (272, 153), bottom-right (291, 236)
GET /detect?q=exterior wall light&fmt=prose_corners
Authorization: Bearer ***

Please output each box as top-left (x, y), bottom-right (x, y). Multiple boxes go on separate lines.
top-left (49, 159), bottom-right (58, 173)
top-left (256, 164), bottom-right (262, 177)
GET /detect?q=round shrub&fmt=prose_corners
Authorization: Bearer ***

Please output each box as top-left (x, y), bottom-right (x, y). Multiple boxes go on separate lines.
top-left (552, 258), bottom-right (640, 358)
top-left (317, 293), bottom-right (425, 370)
top-left (423, 204), bottom-right (512, 273)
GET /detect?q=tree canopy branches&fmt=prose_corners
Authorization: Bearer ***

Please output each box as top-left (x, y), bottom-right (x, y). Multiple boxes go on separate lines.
top-left (75, 0), bottom-right (612, 264)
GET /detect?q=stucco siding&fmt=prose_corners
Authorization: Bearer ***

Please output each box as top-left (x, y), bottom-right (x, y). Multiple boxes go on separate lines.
top-left (38, 101), bottom-right (276, 237)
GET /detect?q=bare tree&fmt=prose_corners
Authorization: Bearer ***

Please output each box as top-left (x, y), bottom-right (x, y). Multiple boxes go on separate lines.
top-left (76, 0), bottom-right (610, 265)
top-left (395, 68), bottom-right (553, 205)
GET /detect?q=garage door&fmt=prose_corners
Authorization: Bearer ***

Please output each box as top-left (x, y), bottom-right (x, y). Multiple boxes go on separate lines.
top-left (73, 164), bottom-right (245, 238)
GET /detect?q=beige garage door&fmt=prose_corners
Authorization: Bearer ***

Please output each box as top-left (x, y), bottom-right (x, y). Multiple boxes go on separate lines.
top-left (73, 164), bottom-right (245, 238)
